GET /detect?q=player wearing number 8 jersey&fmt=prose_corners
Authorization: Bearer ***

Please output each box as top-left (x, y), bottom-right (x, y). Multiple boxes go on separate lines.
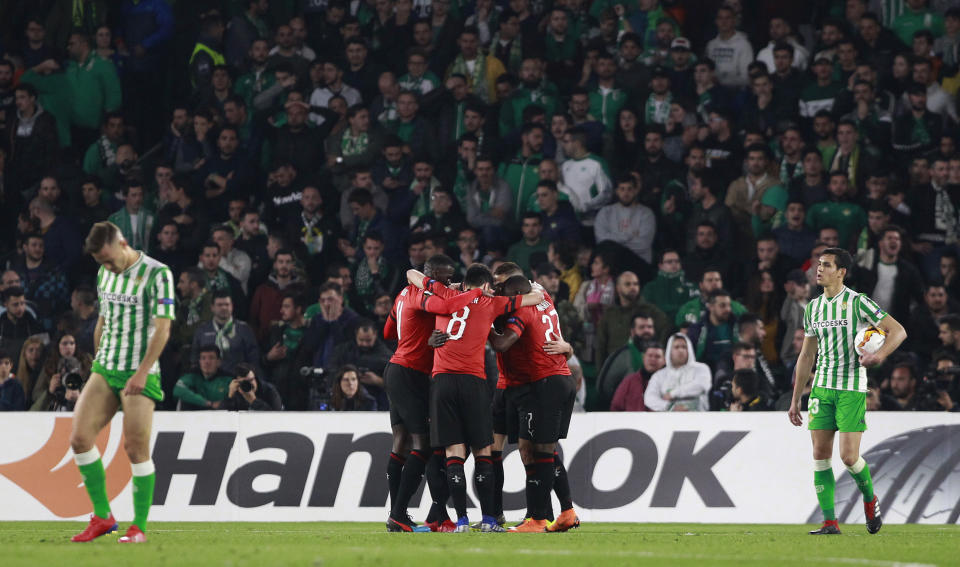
top-left (407, 264), bottom-right (544, 533)
top-left (70, 222), bottom-right (176, 544)
top-left (788, 248), bottom-right (906, 536)
top-left (382, 254), bottom-right (480, 533)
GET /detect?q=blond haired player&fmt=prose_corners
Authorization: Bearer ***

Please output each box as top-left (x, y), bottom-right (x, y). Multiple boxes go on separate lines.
top-left (69, 222), bottom-right (175, 543)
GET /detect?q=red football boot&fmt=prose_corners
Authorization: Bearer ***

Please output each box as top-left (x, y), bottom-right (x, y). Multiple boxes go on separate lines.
top-left (118, 525), bottom-right (147, 543)
top-left (71, 514), bottom-right (118, 542)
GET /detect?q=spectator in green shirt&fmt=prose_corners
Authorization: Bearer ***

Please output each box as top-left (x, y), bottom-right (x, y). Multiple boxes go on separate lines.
top-left (891, 0), bottom-right (945, 46)
top-left (65, 32), bottom-right (122, 152)
top-left (173, 345), bottom-right (233, 410)
top-left (506, 212), bottom-right (551, 278)
top-left (806, 171), bottom-right (867, 249)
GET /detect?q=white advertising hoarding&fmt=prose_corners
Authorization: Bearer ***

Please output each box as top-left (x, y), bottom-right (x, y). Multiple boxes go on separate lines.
top-left (0, 412), bottom-right (958, 523)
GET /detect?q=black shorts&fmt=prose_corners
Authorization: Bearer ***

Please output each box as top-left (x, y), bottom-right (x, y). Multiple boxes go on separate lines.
top-left (385, 362), bottom-right (430, 435)
top-left (504, 374), bottom-right (576, 444)
top-left (430, 373), bottom-right (493, 449)
top-left (492, 388), bottom-right (507, 435)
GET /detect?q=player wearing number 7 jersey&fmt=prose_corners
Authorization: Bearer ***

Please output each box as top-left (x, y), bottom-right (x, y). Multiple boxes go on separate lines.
top-left (788, 248), bottom-right (906, 536)
top-left (488, 274), bottom-right (577, 534)
top-left (407, 264), bottom-right (544, 533)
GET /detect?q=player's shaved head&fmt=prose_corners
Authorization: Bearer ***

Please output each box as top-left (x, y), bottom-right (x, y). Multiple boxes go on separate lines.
top-left (501, 275), bottom-right (531, 296)
top-left (424, 254), bottom-right (456, 283)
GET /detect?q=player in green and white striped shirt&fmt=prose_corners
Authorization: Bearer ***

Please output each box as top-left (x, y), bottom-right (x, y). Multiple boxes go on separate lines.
top-left (789, 248), bottom-right (906, 536)
top-left (69, 222), bottom-right (175, 545)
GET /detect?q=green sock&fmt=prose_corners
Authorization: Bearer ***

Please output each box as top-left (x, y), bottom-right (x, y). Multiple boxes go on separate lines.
top-left (131, 461), bottom-right (156, 531)
top-left (813, 460), bottom-right (836, 522)
top-left (847, 457), bottom-right (875, 502)
top-left (75, 449), bottom-right (111, 520)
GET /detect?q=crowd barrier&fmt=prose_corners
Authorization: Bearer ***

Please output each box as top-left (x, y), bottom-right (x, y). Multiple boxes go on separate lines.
top-left (1, 412), bottom-right (958, 523)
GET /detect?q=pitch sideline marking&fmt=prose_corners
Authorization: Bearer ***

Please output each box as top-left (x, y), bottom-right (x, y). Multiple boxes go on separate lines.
top-left (340, 546), bottom-right (935, 567)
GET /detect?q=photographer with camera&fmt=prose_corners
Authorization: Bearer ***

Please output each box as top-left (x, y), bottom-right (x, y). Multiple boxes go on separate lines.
top-left (30, 334), bottom-right (92, 411)
top-left (915, 353), bottom-right (960, 412)
top-left (222, 362), bottom-right (282, 411)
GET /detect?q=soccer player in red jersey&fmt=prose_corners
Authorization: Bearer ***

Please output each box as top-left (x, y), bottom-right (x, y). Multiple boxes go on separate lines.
top-left (489, 273), bottom-right (579, 533)
top-left (407, 263), bottom-right (543, 532)
top-left (383, 255), bottom-right (482, 532)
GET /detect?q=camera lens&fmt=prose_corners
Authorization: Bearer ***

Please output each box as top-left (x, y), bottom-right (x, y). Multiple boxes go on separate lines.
top-left (239, 380), bottom-right (254, 392)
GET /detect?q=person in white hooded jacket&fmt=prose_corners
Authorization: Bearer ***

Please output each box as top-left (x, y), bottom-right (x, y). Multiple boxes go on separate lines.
top-left (644, 333), bottom-right (713, 411)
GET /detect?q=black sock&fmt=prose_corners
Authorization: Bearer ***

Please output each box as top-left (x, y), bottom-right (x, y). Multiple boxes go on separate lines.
top-left (491, 450), bottom-right (504, 516)
top-left (523, 463), bottom-right (536, 519)
top-left (425, 449), bottom-right (448, 523)
top-left (553, 451), bottom-right (573, 512)
top-left (534, 452), bottom-right (556, 521)
top-left (387, 452), bottom-right (406, 511)
top-left (446, 456), bottom-right (468, 519)
top-left (474, 456), bottom-right (495, 519)
top-left (392, 449), bottom-right (428, 521)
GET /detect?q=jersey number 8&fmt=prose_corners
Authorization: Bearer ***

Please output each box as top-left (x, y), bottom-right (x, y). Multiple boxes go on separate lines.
top-left (446, 306), bottom-right (470, 340)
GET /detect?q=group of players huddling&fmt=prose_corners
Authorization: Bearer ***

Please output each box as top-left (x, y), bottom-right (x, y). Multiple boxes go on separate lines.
top-left (67, 224), bottom-right (903, 540)
top-left (382, 255), bottom-right (579, 533)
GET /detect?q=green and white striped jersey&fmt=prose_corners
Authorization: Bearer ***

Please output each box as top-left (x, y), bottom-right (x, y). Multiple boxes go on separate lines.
top-left (95, 252), bottom-right (176, 373)
top-left (803, 286), bottom-right (887, 392)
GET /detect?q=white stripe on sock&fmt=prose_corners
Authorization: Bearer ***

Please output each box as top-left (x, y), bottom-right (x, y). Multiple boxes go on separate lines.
top-left (846, 456), bottom-right (866, 474)
top-left (74, 447), bottom-right (102, 466)
top-left (131, 460), bottom-right (155, 476)
top-left (813, 458), bottom-right (832, 471)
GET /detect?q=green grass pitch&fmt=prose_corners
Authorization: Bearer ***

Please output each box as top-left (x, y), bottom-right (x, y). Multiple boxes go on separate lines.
top-left (1, 522), bottom-right (958, 566)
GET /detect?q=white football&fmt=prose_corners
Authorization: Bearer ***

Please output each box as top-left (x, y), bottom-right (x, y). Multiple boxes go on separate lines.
top-left (854, 326), bottom-right (885, 356)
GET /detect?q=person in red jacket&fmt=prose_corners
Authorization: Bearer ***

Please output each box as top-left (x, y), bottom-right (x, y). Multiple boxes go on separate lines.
top-left (248, 250), bottom-right (304, 344)
top-left (610, 342), bottom-right (666, 411)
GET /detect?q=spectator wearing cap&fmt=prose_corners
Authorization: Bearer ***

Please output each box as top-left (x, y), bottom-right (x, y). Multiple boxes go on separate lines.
top-left (756, 17), bottom-right (809, 73)
top-left (644, 66), bottom-right (672, 125)
top-left (799, 57), bottom-right (842, 122)
top-left (667, 37), bottom-right (696, 100)
top-left (705, 5), bottom-right (753, 88)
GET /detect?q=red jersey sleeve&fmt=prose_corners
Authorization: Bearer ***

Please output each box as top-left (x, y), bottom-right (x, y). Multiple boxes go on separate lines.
top-left (492, 295), bottom-right (522, 317)
top-left (422, 288), bottom-right (483, 314)
top-left (383, 308), bottom-right (398, 340)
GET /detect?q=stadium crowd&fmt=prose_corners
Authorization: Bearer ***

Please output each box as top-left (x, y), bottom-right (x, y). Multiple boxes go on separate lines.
top-left (0, 0), bottom-right (959, 414)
